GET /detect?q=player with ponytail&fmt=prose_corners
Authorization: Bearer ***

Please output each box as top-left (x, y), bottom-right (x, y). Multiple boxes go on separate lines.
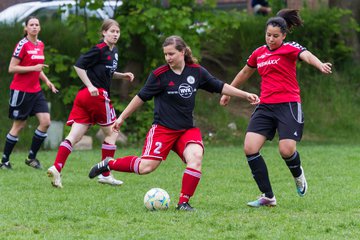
top-left (89, 35), bottom-right (259, 211)
top-left (221, 9), bottom-right (332, 207)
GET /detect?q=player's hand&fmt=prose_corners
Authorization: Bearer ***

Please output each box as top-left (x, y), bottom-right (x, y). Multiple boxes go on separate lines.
top-left (247, 93), bottom-right (260, 105)
top-left (87, 85), bottom-right (99, 96)
top-left (320, 62), bottom-right (332, 74)
top-left (220, 95), bottom-right (231, 106)
top-left (46, 81), bottom-right (59, 93)
top-left (34, 64), bottom-right (48, 72)
top-left (123, 72), bottom-right (135, 82)
top-left (112, 117), bottom-right (124, 132)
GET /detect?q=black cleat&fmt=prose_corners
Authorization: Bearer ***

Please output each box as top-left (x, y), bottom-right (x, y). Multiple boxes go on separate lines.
top-left (89, 157), bottom-right (112, 179)
top-left (0, 161), bottom-right (12, 170)
top-left (25, 158), bottom-right (42, 169)
top-left (176, 202), bottom-right (195, 211)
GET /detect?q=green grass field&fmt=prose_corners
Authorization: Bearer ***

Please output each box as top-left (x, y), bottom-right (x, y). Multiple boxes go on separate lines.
top-left (0, 145), bottom-right (359, 239)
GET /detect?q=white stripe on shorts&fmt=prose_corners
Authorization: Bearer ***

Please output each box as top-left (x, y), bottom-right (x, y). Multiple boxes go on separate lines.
top-left (144, 124), bottom-right (157, 156)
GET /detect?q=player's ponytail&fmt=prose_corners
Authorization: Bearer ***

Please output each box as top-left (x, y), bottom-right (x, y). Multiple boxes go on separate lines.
top-left (184, 46), bottom-right (198, 64)
top-left (277, 9), bottom-right (303, 31)
top-left (163, 35), bottom-right (198, 64)
top-left (266, 9), bottom-right (303, 34)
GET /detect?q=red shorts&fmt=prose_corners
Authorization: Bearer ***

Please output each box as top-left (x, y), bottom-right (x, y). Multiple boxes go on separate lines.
top-left (67, 88), bottom-right (116, 126)
top-left (141, 124), bottom-right (204, 162)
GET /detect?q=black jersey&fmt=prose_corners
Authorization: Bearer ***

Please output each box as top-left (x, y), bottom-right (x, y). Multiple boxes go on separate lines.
top-left (138, 64), bottom-right (225, 130)
top-left (74, 41), bottom-right (118, 94)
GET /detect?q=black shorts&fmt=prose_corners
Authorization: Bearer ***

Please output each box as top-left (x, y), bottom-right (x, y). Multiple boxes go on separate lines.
top-left (247, 102), bottom-right (304, 141)
top-left (8, 90), bottom-right (49, 120)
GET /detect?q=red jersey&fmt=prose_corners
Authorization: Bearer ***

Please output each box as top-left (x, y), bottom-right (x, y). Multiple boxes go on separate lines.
top-left (247, 41), bottom-right (306, 104)
top-left (10, 37), bottom-right (45, 93)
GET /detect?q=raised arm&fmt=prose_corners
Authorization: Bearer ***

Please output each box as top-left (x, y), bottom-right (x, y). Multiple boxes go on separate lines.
top-left (299, 50), bottom-right (332, 74)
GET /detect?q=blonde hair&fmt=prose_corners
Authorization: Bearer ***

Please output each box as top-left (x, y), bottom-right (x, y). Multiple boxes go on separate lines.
top-left (162, 35), bottom-right (198, 64)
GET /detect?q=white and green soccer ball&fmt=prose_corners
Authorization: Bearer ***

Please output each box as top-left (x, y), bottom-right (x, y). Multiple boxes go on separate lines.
top-left (144, 188), bottom-right (170, 211)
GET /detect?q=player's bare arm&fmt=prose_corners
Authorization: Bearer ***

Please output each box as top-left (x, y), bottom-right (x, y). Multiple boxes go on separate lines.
top-left (299, 50), bottom-right (332, 74)
top-left (113, 95), bottom-right (144, 132)
top-left (74, 66), bottom-right (99, 96)
top-left (220, 65), bottom-right (257, 106)
top-left (221, 84), bottom-right (259, 105)
top-left (113, 72), bottom-right (134, 81)
top-left (39, 72), bottom-right (59, 93)
top-left (8, 57), bottom-right (48, 74)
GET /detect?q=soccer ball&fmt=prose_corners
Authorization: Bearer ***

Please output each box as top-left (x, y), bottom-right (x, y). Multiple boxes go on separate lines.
top-left (144, 188), bottom-right (170, 210)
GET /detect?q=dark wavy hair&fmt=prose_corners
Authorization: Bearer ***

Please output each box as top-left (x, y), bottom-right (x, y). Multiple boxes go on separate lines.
top-left (266, 9), bottom-right (303, 34)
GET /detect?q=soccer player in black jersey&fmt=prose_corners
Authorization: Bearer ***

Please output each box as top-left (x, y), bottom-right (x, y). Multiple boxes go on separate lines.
top-left (89, 35), bottom-right (259, 211)
top-left (47, 19), bottom-right (134, 188)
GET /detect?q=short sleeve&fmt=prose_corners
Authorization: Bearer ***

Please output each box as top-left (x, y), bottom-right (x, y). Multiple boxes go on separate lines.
top-left (247, 49), bottom-right (258, 68)
top-left (75, 46), bottom-right (101, 70)
top-left (198, 66), bottom-right (224, 93)
top-left (138, 72), bottom-right (164, 102)
top-left (12, 40), bottom-right (27, 60)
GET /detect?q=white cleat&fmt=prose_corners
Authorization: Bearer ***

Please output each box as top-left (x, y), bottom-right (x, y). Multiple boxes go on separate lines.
top-left (295, 166), bottom-right (307, 197)
top-left (97, 174), bottom-right (123, 186)
top-left (47, 166), bottom-right (63, 188)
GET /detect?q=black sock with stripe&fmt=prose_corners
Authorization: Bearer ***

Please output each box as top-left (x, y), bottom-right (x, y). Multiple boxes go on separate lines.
top-left (246, 153), bottom-right (274, 199)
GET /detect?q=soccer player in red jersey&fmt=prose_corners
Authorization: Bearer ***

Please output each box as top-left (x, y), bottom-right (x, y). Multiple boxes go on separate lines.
top-left (47, 19), bottom-right (134, 188)
top-left (220, 9), bottom-right (332, 207)
top-left (0, 16), bottom-right (58, 170)
top-left (88, 35), bottom-right (260, 211)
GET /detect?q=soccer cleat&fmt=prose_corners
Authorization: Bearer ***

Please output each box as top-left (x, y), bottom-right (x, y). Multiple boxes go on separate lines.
top-left (0, 161), bottom-right (12, 169)
top-left (97, 174), bottom-right (123, 186)
top-left (247, 194), bottom-right (277, 207)
top-left (25, 158), bottom-right (42, 169)
top-left (294, 166), bottom-right (307, 197)
top-left (176, 202), bottom-right (195, 211)
top-left (47, 166), bottom-right (63, 188)
top-left (89, 157), bottom-right (112, 179)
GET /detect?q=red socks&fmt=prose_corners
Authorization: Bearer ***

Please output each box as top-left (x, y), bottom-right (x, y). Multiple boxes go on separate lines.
top-left (178, 167), bottom-right (202, 204)
top-left (53, 139), bottom-right (72, 172)
top-left (101, 142), bottom-right (116, 177)
top-left (108, 156), bottom-right (141, 174)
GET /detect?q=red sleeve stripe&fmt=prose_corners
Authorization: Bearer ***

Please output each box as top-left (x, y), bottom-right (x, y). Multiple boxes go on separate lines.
top-left (186, 63), bottom-right (200, 68)
top-left (96, 42), bottom-right (108, 49)
top-left (153, 65), bottom-right (170, 76)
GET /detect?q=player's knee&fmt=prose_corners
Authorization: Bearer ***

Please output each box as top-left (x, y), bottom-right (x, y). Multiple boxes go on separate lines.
top-left (37, 119), bottom-right (51, 131)
top-left (185, 152), bottom-right (203, 170)
top-left (279, 145), bottom-right (296, 158)
top-left (139, 160), bottom-right (160, 175)
top-left (244, 144), bottom-right (258, 156)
